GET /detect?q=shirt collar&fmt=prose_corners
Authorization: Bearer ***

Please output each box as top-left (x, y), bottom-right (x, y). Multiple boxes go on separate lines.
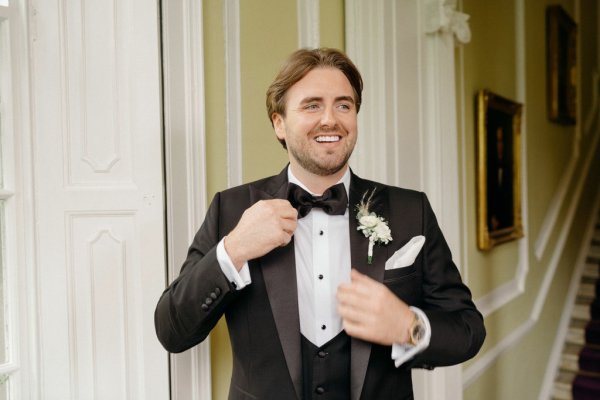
top-left (287, 166), bottom-right (351, 197)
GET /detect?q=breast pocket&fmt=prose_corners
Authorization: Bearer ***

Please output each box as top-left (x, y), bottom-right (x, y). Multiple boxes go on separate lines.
top-left (384, 264), bottom-right (422, 304)
top-left (383, 265), bottom-right (417, 284)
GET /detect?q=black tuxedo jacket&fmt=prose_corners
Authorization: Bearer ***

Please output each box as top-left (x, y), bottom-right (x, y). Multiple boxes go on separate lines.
top-left (155, 168), bottom-right (485, 400)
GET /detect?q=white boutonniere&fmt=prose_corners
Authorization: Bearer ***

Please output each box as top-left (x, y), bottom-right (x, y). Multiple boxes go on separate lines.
top-left (356, 188), bottom-right (392, 264)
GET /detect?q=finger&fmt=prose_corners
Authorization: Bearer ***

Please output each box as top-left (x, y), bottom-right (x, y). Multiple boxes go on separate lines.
top-left (269, 199), bottom-right (296, 212)
top-left (269, 199), bottom-right (293, 207)
top-left (336, 282), bottom-right (353, 295)
top-left (340, 307), bottom-right (367, 327)
top-left (280, 218), bottom-right (297, 235)
top-left (337, 302), bottom-right (368, 323)
top-left (350, 268), bottom-right (363, 279)
top-left (350, 268), bottom-right (373, 284)
top-left (336, 289), bottom-right (371, 316)
top-left (337, 281), bottom-right (370, 302)
top-left (273, 205), bottom-right (299, 222)
top-left (277, 200), bottom-right (298, 217)
top-left (336, 285), bottom-right (359, 304)
top-left (278, 231), bottom-right (293, 247)
top-left (342, 319), bottom-right (371, 341)
top-left (339, 280), bottom-right (372, 298)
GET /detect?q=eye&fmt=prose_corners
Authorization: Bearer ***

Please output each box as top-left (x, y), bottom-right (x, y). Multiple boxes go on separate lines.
top-left (338, 103), bottom-right (352, 111)
top-left (304, 103), bottom-right (320, 111)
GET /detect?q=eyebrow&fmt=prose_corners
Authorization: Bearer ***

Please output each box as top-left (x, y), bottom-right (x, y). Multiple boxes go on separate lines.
top-left (299, 96), bottom-right (356, 105)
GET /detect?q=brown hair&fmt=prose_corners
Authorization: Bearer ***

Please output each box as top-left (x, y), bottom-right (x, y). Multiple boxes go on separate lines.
top-left (266, 48), bottom-right (363, 147)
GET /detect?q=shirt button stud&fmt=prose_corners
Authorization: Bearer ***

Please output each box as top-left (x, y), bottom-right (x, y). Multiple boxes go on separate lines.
top-left (319, 230), bottom-right (324, 236)
top-left (318, 274), bottom-right (323, 280)
top-left (321, 324), bottom-right (326, 330)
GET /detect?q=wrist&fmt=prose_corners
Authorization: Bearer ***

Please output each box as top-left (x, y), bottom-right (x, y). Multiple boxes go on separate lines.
top-left (223, 235), bottom-right (246, 270)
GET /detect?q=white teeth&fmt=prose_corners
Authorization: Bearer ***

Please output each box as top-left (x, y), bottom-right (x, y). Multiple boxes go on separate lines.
top-left (315, 135), bottom-right (340, 142)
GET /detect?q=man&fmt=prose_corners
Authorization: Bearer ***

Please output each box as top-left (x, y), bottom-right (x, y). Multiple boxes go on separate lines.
top-left (155, 48), bottom-right (485, 399)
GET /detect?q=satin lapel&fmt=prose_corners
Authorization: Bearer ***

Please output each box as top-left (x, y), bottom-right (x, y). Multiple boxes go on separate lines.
top-left (348, 173), bottom-right (389, 400)
top-left (250, 170), bottom-right (303, 400)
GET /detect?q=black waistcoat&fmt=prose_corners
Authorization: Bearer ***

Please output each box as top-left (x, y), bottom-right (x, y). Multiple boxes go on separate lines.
top-left (301, 331), bottom-right (351, 400)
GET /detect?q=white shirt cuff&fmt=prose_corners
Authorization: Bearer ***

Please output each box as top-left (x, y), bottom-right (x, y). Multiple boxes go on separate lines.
top-left (216, 238), bottom-right (251, 290)
top-left (391, 306), bottom-right (432, 367)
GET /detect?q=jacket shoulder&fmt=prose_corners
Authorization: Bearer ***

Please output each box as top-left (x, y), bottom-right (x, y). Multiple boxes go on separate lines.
top-left (353, 174), bottom-right (425, 204)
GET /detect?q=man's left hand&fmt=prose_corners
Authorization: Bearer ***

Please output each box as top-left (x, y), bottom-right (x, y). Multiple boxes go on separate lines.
top-left (336, 269), bottom-right (415, 346)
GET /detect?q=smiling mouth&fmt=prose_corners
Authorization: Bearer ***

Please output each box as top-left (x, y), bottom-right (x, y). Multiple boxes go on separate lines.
top-left (315, 135), bottom-right (341, 143)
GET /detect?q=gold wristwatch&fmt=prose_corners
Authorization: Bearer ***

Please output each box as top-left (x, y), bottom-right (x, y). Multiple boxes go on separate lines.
top-left (408, 312), bottom-right (426, 346)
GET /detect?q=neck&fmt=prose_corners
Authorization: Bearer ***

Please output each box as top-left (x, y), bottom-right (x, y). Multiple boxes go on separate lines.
top-left (289, 163), bottom-right (348, 195)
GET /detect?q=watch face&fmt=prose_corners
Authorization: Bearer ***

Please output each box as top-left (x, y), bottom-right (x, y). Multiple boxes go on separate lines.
top-left (414, 324), bottom-right (424, 340)
top-left (411, 320), bottom-right (425, 344)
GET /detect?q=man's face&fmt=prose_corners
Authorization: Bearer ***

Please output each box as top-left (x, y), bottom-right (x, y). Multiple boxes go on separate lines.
top-left (272, 67), bottom-right (358, 177)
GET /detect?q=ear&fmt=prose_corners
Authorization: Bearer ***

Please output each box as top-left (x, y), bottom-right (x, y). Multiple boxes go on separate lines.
top-left (272, 113), bottom-right (286, 141)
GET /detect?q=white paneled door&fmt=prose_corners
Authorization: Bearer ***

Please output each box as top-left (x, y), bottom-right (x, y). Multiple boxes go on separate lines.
top-left (30, 0), bottom-right (169, 398)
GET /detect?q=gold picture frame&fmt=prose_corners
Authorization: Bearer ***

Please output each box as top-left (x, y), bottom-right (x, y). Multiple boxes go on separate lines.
top-left (476, 89), bottom-right (524, 251)
top-left (546, 5), bottom-right (577, 125)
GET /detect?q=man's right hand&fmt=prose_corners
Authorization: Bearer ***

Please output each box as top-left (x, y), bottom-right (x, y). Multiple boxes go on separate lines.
top-left (224, 199), bottom-right (298, 270)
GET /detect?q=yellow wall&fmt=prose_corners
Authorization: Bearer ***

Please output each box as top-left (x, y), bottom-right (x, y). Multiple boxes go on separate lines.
top-left (460, 1), bottom-right (600, 399)
top-left (460, 0), bottom-right (519, 299)
top-left (203, 1), bottom-right (345, 398)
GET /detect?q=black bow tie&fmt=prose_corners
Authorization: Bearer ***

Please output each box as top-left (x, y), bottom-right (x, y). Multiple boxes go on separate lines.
top-left (287, 182), bottom-right (348, 218)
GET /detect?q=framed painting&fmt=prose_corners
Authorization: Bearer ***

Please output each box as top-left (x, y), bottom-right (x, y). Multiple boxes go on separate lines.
top-left (476, 89), bottom-right (524, 251)
top-left (546, 5), bottom-right (577, 125)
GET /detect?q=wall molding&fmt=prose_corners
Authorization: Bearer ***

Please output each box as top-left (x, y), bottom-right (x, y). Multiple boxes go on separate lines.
top-left (345, 0), bottom-right (388, 185)
top-left (183, 1), bottom-right (211, 397)
top-left (224, 0), bottom-right (242, 188)
top-left (19, 1), bottom-right (42, 397)
top-left (181, 0), bottom-right (208, 238)
top-left (3, 2), bottom-right (42, 397)
top-left (464, 318), bottom-right (536, 386)
top-left (462, 0), bottom-right (530, 318)
top-left (161, 0), bottom-right (211, 399)
top-left (534, 157), bottom-right (578, 260)
top-left (416, 1), bottom-right (467, 397)
top-left (347, 1), bottom-right (469, 398)
top-left (464, 115), bottom-right (600, 387)
top-left (297, 0), bottom-right (319, 48)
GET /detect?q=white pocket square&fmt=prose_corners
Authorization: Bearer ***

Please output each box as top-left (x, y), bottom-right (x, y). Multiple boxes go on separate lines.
top-left (385, 235), bottom-right (426, 270)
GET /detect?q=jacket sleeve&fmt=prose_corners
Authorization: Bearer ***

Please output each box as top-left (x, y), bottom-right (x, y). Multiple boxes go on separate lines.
top-left (154, 192), bottom-right (241, 353)
top-left (408, 193), bottom-right (486, 368)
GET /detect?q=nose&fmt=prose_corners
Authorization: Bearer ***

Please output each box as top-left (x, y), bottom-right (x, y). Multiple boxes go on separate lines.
top-left (320, 106), bottom-right (336, 128)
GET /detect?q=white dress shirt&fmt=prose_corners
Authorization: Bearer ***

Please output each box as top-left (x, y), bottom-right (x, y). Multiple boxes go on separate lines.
top-left (216, 166), bottom-right (430, 366)
top-left (288, 168), bottom-right (352, 346)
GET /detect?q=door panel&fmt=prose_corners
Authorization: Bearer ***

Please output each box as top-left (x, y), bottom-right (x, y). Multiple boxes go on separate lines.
top-left (30, 0), bottom-right (169, 398)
